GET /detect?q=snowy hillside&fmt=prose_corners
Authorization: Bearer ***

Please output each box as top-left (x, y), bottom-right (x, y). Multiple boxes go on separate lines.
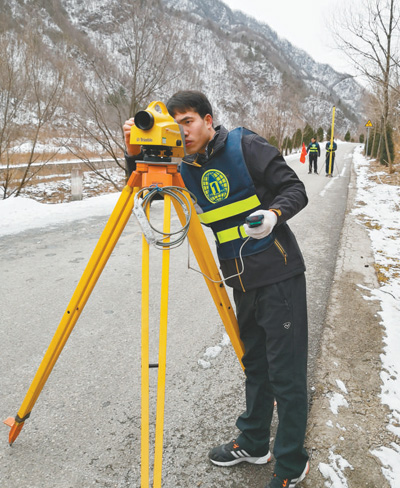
top-left (0, 0), bottom-right (366, 144)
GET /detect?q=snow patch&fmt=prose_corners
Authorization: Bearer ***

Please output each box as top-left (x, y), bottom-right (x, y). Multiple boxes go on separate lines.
top-left (319, 450), bottom-right (353, 487)
top-left (328, 392), bottom-right (349, 415)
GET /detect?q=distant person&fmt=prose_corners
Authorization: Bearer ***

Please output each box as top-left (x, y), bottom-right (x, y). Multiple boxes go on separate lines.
top-left (306, 137), bottom-right (320, 174)
top-left (325, 139), bottom-right (337, 177)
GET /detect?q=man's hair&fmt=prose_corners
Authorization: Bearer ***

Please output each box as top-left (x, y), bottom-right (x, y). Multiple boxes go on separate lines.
top-left (166, 90), bottom-right (213, 119)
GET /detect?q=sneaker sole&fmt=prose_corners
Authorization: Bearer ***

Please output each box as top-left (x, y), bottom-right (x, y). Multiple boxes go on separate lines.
top-left (210, 451), bottom-right (272, 467)
top-left (290, 461), bottom-right (310, 487)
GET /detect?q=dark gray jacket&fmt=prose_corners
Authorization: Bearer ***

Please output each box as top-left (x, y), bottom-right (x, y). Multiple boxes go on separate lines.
top-left (125, 125), bottom-right (308, 291)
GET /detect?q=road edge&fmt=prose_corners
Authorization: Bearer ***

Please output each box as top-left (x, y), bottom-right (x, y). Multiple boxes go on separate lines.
top-left (303, 154), bottom-right (392, 486)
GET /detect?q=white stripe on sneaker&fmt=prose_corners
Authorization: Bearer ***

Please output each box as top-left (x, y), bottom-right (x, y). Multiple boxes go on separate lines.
top-left (231, 450), bottom-right (250, 458)
top-left (209, 446), bottom-right (272, 467)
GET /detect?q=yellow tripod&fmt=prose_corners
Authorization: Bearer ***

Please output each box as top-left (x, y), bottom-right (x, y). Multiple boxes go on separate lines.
top-left (4, 160), bottom-right (244, 488)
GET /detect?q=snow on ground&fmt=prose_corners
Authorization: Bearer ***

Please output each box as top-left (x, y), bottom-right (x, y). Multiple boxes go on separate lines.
top-left (0, 192), bottom-right (120, 237)
top-left (349, 147), bottom-right (400, 487)
top-left (1, 146), bottom-right (400, 485)
top-left (319, 452), bottom-right (354, 488)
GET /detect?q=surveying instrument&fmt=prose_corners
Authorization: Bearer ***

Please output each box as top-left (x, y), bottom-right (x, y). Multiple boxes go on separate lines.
top-left (4, 101), bottom-right (245, 487)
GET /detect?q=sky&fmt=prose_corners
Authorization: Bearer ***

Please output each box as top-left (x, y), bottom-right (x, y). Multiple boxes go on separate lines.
top-left (222, 0), bottom-right (356, 76)
top-left (1, 148), bottom-right (400, 484)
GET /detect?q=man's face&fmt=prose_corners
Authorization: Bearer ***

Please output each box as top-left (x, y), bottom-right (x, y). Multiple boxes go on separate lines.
top-left (173, 110), bottom-right (214, 155)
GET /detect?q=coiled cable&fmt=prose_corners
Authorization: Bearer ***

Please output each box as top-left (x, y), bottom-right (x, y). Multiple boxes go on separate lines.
top-left (133, 184), bottom-right (248, 283)
top-left (133, 185), bottom-right (197, 250)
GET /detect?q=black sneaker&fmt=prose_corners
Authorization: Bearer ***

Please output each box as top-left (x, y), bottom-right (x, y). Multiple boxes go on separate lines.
top-left (265, 461), bottom-right (309, 487)
top-left (209, 439), bottom-right (272, 466)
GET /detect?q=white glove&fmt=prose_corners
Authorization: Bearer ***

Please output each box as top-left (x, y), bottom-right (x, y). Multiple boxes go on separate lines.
top-left (243, 210), bottom-right (277, 239)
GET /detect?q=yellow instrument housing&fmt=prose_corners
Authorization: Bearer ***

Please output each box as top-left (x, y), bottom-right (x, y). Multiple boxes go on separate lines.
top-left (130, 101), bottom-right (185, 158)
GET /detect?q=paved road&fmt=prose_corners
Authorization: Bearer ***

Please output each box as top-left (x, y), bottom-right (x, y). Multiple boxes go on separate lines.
top-left (0, 143), bottom-right (358, 488)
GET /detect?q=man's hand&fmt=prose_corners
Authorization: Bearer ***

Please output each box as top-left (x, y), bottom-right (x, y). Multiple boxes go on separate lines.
top-left (123, 118), bottom-right (142, 157)
top-left (243, 210), bottom-right (277, 239)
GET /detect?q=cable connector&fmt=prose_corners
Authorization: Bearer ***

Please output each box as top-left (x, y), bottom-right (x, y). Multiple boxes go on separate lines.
top-left (133, 197), bottom-right (156, 245)
top-left (133, 186), bottom-right (197, 250)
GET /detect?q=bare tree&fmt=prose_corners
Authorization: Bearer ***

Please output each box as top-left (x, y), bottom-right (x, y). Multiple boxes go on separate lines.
top-left (13, 29), bottom-right (69, 196)
top-left (0, 27), bottom-right (69, 199)
top-left (254, 83), bottom-right (299, 152)
top-left (332, 0), bottom-right (400, 170)
top-left (119, 0), bottom-right (180, 117)
top-left (65, 0), bottom-right (182, 186)
top-left (0, 34), bottom-right (28, 199)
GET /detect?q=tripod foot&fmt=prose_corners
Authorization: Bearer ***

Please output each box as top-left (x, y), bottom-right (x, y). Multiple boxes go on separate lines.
top-left (3, 417), bottom-right (24, 446)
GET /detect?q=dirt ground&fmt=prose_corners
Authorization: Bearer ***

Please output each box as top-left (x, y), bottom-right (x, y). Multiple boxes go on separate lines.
top-left (303, 163), bottom-right (396, 487)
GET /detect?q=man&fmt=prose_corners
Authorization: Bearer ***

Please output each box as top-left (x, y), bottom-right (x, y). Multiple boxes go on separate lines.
top-left (306, 137), bottom-right (320, 174)
top-left (124, 91), bottom-right (309, 488)
top-left (325, 138), bottom-right (337, 177)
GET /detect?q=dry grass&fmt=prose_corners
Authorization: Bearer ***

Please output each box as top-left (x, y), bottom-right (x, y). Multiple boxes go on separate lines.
top-left (4, 149), bottom-right (121, 166)
top-left (368, 158), bottom-right (400, 186)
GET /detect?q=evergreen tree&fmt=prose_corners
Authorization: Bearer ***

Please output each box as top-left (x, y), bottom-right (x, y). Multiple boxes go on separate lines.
top-left (372, 132), bottom-right (380, 158)
top-left (381, 124), bottom-right (395, 166)
top-left (282, 136), bottom-right (288, 155)
top-left (317, 127), bottom-right (324, 142)
top-left (359, 134), bottom-right (365, 143)
top-left (326, 126), bottom-right (332, 140)
top-left (287, 137), bottom-right (293, 154)
top-left (269, 135), bottom-right (279, 148)
top-left (293, 129), bottom-right (302, 149)
top-left (303, 124), bottom-right (314, 146)
top-left (282, 136), bottom-right (293, 155)
top-left (344, 130), bottom-right (351, 142)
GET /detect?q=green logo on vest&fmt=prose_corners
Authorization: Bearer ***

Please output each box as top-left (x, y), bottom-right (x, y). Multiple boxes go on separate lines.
top-left (201, 169), bottom-right (230, 204)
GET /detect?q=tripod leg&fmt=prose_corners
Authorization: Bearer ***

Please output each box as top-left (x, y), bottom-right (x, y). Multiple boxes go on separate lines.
top-left (139, 195), bottom-right (172, 488)
top-left (5, 184), bottom-right (136, 445)
top-left (141, 209), bottom-right (150, 488)
top-left (171, 193), bottom-right (245, 369)
top-left (153, 194), bottom-right (171, 488)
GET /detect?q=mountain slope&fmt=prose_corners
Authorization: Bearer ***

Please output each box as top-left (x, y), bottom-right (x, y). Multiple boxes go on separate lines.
top-left (163, 0), bottom-right (365, 131)
top-left (0, 0), bottom-right (366, 146)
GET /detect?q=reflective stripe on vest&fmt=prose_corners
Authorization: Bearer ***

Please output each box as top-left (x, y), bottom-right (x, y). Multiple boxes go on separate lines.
top-left (216, 224), bottom-right (248, 244)
top-left (198, 194), bottom-right (260, 225)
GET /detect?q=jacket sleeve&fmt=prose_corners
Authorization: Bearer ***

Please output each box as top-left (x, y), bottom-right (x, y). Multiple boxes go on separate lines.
top-left (242, 134), bottom-right (308, 225)
top-left (125, 151), bottom-right (144, 176)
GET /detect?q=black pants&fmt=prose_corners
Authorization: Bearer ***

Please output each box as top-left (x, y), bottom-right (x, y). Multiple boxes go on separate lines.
top-left (308, 153), bottom-right (318, 173)
top-left (326, 153), bottom-right (335, 174)
top-left (233, 274), bottom-right (309, 478)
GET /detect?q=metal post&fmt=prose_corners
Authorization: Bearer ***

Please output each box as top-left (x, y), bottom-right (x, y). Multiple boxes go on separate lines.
top-left (71, 168), bottom-right (83, 201)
